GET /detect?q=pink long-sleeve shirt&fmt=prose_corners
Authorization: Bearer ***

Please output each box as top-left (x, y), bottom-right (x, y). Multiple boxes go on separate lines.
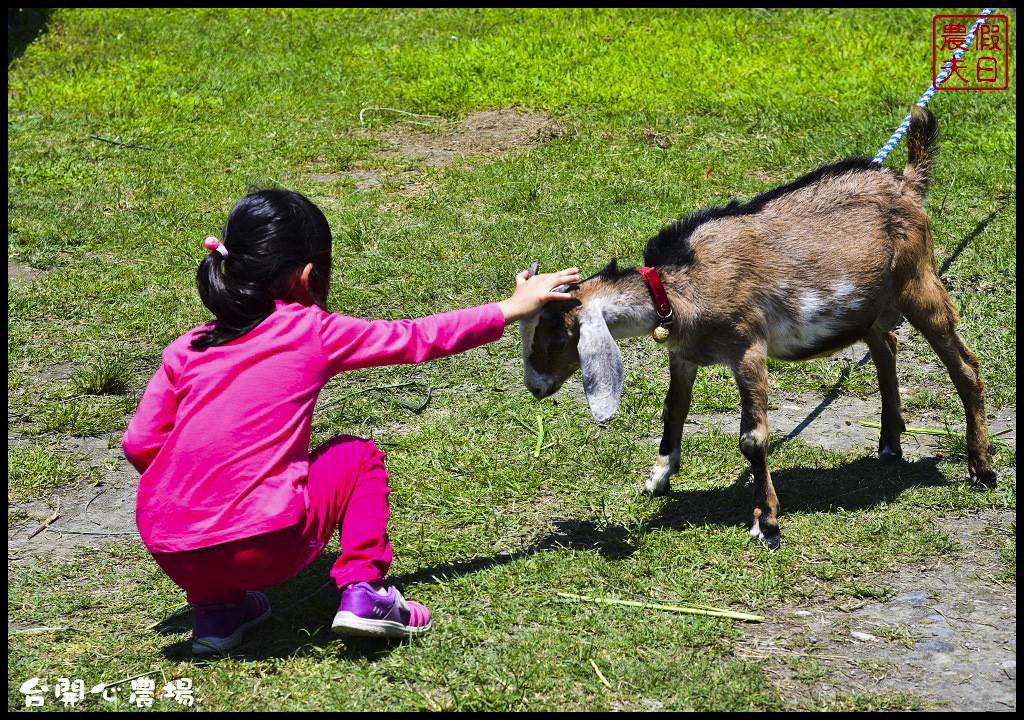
top-left (124, 300), bottom-right (506, 553)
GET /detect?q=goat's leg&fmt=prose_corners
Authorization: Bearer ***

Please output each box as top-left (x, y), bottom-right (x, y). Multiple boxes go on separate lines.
top-left (731, 344), bottom-right (781, 548)
top-left (900, 276), bottom-right (995, 485)
top-left (863, 327), bottom-right (906, 461)
top-left (646, 353), bottom-right (698, 495)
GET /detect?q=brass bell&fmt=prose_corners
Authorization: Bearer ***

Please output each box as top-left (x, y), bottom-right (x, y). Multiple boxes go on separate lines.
top-left (652, 325), bottom-right (670, 343)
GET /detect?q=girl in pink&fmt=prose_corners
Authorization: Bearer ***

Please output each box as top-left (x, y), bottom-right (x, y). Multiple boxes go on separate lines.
top-left (123, 189), bottom-right (578, 653)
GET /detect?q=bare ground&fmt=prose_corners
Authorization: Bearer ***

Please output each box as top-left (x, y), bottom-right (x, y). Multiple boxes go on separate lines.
top-left (742, 508), bottom-right (1015, 711)
top-left (305, 107), bottom-right (564, 195)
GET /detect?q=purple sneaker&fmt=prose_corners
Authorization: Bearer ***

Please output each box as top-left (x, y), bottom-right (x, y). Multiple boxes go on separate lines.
top-left (332, 582), bottom-right (432, 638)
top-left (191, 591), bottom-right (271, 654)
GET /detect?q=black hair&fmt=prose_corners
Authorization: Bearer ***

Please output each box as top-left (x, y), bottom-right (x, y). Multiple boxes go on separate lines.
top-left (191, 189), bottom-right (333, 350)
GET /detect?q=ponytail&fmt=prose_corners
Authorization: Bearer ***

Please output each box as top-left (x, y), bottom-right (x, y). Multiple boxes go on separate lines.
top-left (190, 190), bottom-right (332, 351)
top-left (192, 251), bottom-right (276, 350)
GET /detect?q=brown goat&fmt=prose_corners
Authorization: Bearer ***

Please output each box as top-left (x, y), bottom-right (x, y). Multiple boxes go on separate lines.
top-left (521, 107), bottom-right (995, 548)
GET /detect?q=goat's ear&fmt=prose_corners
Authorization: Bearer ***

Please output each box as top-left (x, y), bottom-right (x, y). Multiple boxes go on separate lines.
top-left (577, 305), bottom-right (624, 422)
top-left (526, 261), bottom-right (539, 279)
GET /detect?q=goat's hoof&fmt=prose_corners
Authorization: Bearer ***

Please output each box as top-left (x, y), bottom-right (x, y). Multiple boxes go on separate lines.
top-left (749, 519), bottom-right (781, 550)
top-left (878, 446), bottom-right (902, 463)
top-left (643, 478), bottom-right (671, 496)
top-left (969, 469), bottom-right (997, 488)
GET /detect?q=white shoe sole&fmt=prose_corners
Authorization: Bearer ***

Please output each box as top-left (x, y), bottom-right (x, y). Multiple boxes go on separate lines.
top-left (331, 611), bottom-right (431, 638)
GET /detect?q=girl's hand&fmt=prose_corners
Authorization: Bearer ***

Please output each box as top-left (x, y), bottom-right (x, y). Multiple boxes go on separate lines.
top-left (498, 267), bottom-right (580, 323)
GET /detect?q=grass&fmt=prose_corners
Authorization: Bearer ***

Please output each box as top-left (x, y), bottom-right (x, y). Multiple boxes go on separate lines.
top-left (8, 446), bottom-right (84, 506)
top-left (7, 8), bottom-right (1016, 712)
top-left (71, 355), bottom-right (133, 396)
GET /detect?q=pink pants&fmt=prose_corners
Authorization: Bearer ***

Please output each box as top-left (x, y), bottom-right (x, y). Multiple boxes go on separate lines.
top-left (152, 435), bottom-right (392, 605)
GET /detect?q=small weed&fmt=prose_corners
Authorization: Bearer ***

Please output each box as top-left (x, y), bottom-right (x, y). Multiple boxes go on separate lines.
top-left (787, 656), bottom-right (831, 684)
top-left (902, 387), bottom-right (942, 412)
top-left (873, 625), bottom-right (917, 649)
top-left (71, 356), bottom-right (132, 395)
top-left (989, 521), bottom-right (1016, 584)
top-left (935, 428), bottom-right (970, 460)
top-left (8, 444), bottom-right (82, 503)
top-left (38, 397), bottom-right (125, 436)
top-left (854, 657), bottom-right (898, 679)
top-left (934, 426), bottom-right (1013, 463)
top-left (837, 583), bottom-right (891, 602)
top-left (822, 691), bottom-right (927, 712)
top-left (818, 358), bottom-right (875, 398)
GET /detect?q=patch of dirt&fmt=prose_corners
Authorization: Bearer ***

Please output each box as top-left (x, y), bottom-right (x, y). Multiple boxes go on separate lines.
top-left (8, 261), bottom-right (43, 287)
top-left (8, 434), bottom-right (142, 563)
top-left (305, 108), bottom-right (564, 196)
top-left (374, 108), bottom-right (563, 166)
top-left (742, 508), bottom-right (1016, 711)
top-left (304, 170), bottom-right (383, 191)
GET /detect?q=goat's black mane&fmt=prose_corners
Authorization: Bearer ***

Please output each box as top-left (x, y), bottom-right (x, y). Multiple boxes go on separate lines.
top-left (644, 155), bottom-right (884, 268)
top-left (587, 258), bottom-right (634, 283)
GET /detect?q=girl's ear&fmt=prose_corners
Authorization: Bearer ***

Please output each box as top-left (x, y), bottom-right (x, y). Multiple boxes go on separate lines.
top-left (289, 263), bottom-right (316, 305)
top-left (299, 263), bottom-right (313, 291)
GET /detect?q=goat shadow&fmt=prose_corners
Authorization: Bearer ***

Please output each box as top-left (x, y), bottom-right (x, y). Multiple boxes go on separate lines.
top-left (392, 452), bottom-right (957, 578)
top-left (156, 450), bottom-right (962, 661)
top-left (645, 452), bottom-right (952, 535)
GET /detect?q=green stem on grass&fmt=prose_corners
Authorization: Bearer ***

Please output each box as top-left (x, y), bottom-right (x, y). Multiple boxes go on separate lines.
top-left (557, 592), bottom-right (763, 622)
top-left (533, 414), bottom-right (545, 458)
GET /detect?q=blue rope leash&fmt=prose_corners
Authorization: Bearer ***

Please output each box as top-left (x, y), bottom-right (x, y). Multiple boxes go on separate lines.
top-left (872, 8), bottom-right (996, 164)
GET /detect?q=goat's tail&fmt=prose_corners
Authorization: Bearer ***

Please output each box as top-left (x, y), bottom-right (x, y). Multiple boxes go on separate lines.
top-left (903, 105), bottom-right (939, 195)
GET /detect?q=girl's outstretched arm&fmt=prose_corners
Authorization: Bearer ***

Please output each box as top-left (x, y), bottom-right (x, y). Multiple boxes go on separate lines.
top-left (317, 267), bottom-right (580, 375)
top-left (497, 267), bottom-right (580, 323)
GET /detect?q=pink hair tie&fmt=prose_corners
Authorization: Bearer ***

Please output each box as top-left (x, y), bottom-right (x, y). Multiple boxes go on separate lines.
top-left (204, 236), bottom-right (229, 258)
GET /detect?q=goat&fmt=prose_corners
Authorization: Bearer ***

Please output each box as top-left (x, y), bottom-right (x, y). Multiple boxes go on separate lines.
top-left (520, 107), bottom-right (995, 548)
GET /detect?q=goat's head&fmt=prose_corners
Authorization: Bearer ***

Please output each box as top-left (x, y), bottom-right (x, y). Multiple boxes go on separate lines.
top-left (520, 263), bottom-right (625, 422)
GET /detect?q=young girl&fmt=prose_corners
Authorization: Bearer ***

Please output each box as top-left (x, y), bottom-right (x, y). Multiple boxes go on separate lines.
top-left (123, 189), bottom-right (578, 654)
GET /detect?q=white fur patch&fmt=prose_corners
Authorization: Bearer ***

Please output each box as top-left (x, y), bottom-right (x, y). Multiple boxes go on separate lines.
top-left (742, 425), bottom-right (768, 448)
top-left (646, 451), bottom-right (679, 494)
top-left (601, 299), bottom-right (658, 339)
top-left (833, 280), bottom-right (856, 299)
top-left (767, 279), bottom-right (863, 358)
top-left (749, 518), bottom-right (764, 541)
top-left (798, 290), bottom-right (827, 318)
top-left (520, 315), bottom-right (559, 398)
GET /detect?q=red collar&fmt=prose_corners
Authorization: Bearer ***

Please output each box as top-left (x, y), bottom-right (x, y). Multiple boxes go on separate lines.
top-left (638, 266), bottom-right (673, 329)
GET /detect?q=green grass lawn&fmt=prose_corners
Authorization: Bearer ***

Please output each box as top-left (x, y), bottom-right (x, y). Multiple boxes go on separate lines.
top-left (8, 8), bottom-right (1016, 711)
